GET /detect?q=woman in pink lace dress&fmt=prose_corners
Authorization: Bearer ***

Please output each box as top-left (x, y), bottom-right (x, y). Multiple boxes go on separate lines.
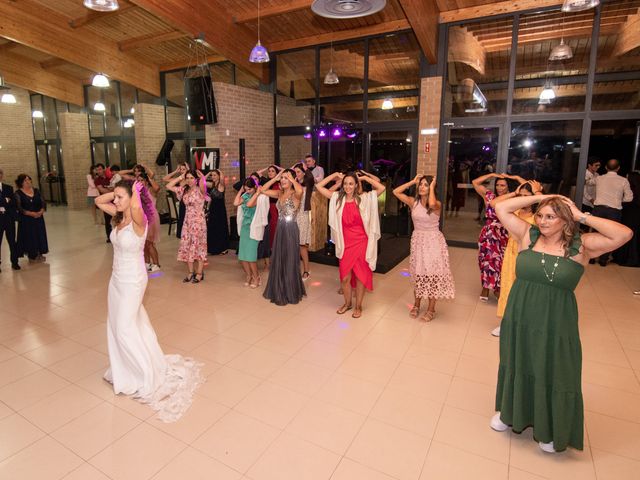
top-left (166, 170), bottom-right (207, 283)
top-left (393, 174), bottom-right (455, 321)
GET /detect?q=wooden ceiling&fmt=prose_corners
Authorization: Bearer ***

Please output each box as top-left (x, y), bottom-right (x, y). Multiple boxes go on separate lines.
top-left (1, 0), bottom-right (638, 110)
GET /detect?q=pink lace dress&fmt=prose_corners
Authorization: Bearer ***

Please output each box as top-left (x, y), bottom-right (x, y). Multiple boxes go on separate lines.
top-left (176, 186), bottom-right (207, 263)
top-left (409, 202), bottom-right (455, 299)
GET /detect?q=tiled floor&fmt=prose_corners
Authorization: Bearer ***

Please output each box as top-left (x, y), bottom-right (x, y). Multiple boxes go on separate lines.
top-left (1, 207), bottom-right (640, 480)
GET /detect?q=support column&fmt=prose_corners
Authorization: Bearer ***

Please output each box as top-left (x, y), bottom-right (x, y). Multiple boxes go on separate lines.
top-left (134, 103), bottom-right (168, 211)
top-left (417, 76), bottom-right (443, 176)
top-left (58, 112), bottom-right (90, 209)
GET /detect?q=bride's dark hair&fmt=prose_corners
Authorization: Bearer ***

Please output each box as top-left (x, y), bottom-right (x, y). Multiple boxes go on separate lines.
top-left (112, 179), bottom-right (156, 226)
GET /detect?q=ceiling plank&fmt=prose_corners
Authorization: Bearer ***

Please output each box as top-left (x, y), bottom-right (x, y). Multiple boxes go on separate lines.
top-left (0, 50), bottom-right (84, 105)
top-left (40, 57), bottom-right (68, 69)
top-left (448, 26), bottom-right (485, 75)
top-left (0, 0), bottom-right (160, 95)
top-left (439, 0), bottom-right (563, 24)
top-left (129, 0), bottom-right (264, 79)
top-left (270, 19), bottom-right (411, 52)
top-left (119, 30), bottom-right (189, 51)
top-left (613, 11), bottom-right (640, 56)
top-left (398, 0), bottom-right (439, 63)
top-left (234, 0), bottom-right (311, 23)
top-left (68, 2), bottom-right (135, 28)
top-left (159, 54), bottom-right (226, 71)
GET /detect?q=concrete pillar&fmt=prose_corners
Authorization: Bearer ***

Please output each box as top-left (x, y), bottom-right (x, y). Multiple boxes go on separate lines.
top-left (58, 112), bottom-right (91, 209)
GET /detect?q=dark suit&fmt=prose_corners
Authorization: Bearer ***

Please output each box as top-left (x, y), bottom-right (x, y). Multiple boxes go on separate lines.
top-left (0, 182), bottom-right (19, 267)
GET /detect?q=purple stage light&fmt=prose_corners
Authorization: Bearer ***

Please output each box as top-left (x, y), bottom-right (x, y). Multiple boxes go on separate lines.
top-left (318, 129), bottom-right (327, 138)
top-left (332, 127), bottom-right (342, 138)
top-left (303, 133), bottom-right (312, 139)
top-left (346, 132), bottom-right (357, 139)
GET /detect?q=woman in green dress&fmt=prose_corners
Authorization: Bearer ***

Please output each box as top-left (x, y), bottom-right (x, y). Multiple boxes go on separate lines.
top-left (233, 178), bottom-right (260, 287)
top-left (492, 194), bottom-right (632, 453)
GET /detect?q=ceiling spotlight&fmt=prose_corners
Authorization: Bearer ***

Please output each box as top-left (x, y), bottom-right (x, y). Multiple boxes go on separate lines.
top-left (92, 73), bottom-right (110, 88)
top-left (312, 0), bottom-right (387, 19)
top-left (562, 0), bottom-right (599, 12)
top-left (93, 101), bottom-right (106, 112)
top-left (318, 129), bottom-right (327, 138)
top-left (381, 99), bottom-right (393, 110)
top-left (130, 106), bottom-right (135, 114)
top-left (32, 110), bottom-right (44, 118)
top-left (331, 127), bottom-right (343, 137)
top-left (83, 0), bottom-right (119, 11)
top-left (549, 39), bottom-right (573, 61)
top-left (1, 93), bottom-right (17, 104)
top-left (522, 138), bottom-right (533, 148)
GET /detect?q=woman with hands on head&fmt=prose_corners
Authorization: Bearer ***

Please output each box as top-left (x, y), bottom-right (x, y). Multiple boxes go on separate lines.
top-left (491, 193), bottom-right (632, 453)
top-left (166, 169), bottom-right (208, 283)
top-left (205, 169), bottom-right (230, 255)
top-left (316, 170), bottom-right (385, 318)
top-left (393, 173), bottom-right (455, 321)
top-left (234, 177), bottom-right (262, 287)
top-left (163, 162), bottom-right (189, 239)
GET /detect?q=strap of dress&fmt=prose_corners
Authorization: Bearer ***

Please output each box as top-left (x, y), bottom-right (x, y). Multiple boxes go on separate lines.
top-left (528, 225), bottom-right (582, 256)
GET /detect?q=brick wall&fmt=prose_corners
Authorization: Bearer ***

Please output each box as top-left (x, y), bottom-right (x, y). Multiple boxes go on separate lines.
top-left (58, 112), bottom-right (91, 209)
top-left (205, 82), bottom-right (274, 216)
top-left (0, 87), bottom-right (37, 185)
top-left (417, 76), bottom-right (443, 176)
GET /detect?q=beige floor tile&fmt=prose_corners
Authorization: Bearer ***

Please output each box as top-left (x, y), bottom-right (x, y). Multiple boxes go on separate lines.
top-left (192, 335), bottom-right (251, 364)
top-left (89, 422), bottom-right (185, 480)
top-left (0, 436), bottom-right (82, 479)
top-left (433, 405), bottom-right (510, 464)
top-left (387, 363), bottom-right (452, 404)
top-left (68, 323), bottom-right (106, 348)
top-left (52, 402), bottom-right (141, 460)
top-left (3, 326), bottom-right (63, 354)
top-left (269, 358), bottom-right (333, 395)
top-left (583, 361), bottom-right (640, 394)
top-left (508, 467), bottom-right (549, 479)
top-left (461, 335), bottom-right (499, 362)
top-left (338, 349), bottom-right (399, 384)
top-left (592, 447), bottom-right (640, 480)
top-left (49, 349), bottom-right (110, 382)
top-left (316, 372), bottom-right (385, 415)
top-left (286, 399), bottom-right (366, 455)
top-left (149, 394), bottom-right (228, 444)
top-left (159, 324), bottom-right (215, 352)
top-left (454, 354), bottom-right (499, 386)
top-left (227, 346), bottom-right (290, 379)
top-left (445, 376), bottom-right (496, 416)
top-left (370, 387), bottom-right (442, 438)
top-left (293, 339), bottom-right (355, 369)
top-left (0, 345), bottom-right (17, 363)
top-left (197, 366), bottom-right (261, 407)
top-left (22, 338), bottom-right (87, 367)
top-left (234, 381), bottom-right (309, 429)
top-left (402, 345), bottom-right (460, 376)
top-left (330, 458), bottom-right (397, 480)
top-left (192, 410), bottom-right (279, 473)
top-left (0, 355), bottom-right (42, 388)
top-left (75, 371), bottom-right (117, 402)
top-left (419, 441), bottom-right (508, 480)
top-left (151, 447), bottom-right (242, 480)
top-left (0, 401), bottom-right (12, 420)
top-left (220, 321), bottom-right (276, 344)
top-left (254, 330), bottom-right (311, 356)
top-left (346, 418), bottom-right (430, 480)
top-left (0, 413), bottom-right (46, 461)
top-left (247, 432), bottom-right (340, 480)
top-left (585, 411), bottom-right (640, 460)
top-left (62, 462), bottom-right (112, 480)
top-left (583, 382), bottom-right (640, 423)
top-left (0, 368), bottom-right (69, 410)
top-left (24, 384), bottom-right (101, 431)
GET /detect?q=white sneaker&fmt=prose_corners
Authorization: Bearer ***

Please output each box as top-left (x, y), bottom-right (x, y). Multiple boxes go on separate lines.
top-left (490, 413), bottom-right (509, 432)
top-left (146, 263), bottom-right (152, 271)
top-left (538, 441), bottom-right (556, 453)
top-left (491, 326), bottom-right (501, 337)
top-left (149, 264), bottom-right (161, 272)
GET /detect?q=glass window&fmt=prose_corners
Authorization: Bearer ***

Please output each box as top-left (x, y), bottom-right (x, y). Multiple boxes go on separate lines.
top-left (367, 95), bottom-right (418, 122)
top-left (508, 121), bottom-right (582, 198)
top-left (123, 139), bottom-right (137, 168)
top-left (320, 99), bottom-right (363, 123)
top-left (318, 129), bottom-right (363, 174)
top-left (277, 95), bottom-right (315, 127)
top-left (236, 67), bottom-right (260, 90)
top-left (319, 40), bottom-right (365, 98)
top-left (104, 86), bottom-right (121, 136)
top-left (92, 141), bottom-right (106, 166)
top-left (278, 134), bottom-right (312, 167)
top-left (368, 34), bottom-right (420, 94)
top-left (592, 79), bottom-right (640, 110)
top-left (595, 0), bottom-right (640, 74)
top-left (277, 48), bottom-right (316, 100)
top-left (137, 90), bottom-right (161, 105)
top-left (447, 18), bottom-right (512, 116)
top-left (107, 141), bottom-right (122, 168)
top-left (589, 119), bottom-right (640, 176)
top-left (87, 86), bottom-right (105, 136)
top-left (211, 62), bottom-right (233, 84)
top-left (120, 83), bottom-right (136, 122)
top-left (43, 96), bottom-right (57, 139)
top-left (32, 95), bottom-right (45, 141)
top-left (511, 80), bottom-right (586, 114)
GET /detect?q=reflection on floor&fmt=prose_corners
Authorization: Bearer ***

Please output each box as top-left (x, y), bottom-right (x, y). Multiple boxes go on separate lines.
top-left (1, 207), bottom-right (639, 480)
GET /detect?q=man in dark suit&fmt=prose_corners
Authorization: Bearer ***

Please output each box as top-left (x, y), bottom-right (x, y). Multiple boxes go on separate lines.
top-left (0, 167), bottom-right (20, 271)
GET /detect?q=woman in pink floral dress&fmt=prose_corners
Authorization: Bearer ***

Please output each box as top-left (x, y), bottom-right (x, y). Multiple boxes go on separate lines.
top-left (166, 170), bottom-right (207, 283)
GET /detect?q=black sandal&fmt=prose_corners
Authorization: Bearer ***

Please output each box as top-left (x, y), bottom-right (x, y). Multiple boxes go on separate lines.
top-left (192, 273), bottom-right (204, 283)
top-left (183, 273), bottom-right (194, 283)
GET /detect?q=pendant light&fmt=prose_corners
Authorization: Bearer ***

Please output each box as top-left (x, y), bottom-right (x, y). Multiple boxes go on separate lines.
top-left (32, 110), bottom-right (44, 118)
top-left (346, 51), bottom-right (363, 94)
top-left (92, 73), bottom-right (110, 88)
top-left (381, 98), bottom-right (393, 110)
top-left (93, 101), bottom-right (106, 112)
top-left (249, 0), bottom-right (270, 63)
top-left (549, 12), bottom-right (573, 61)
top-left (323, 41), bottom-right (339, 85)
top-left (1, 93), bottom-right (17, 104)
top-left (539, 81), bottom-right (556, 104)
top-left (83, 0), bottom-right (119, 12)
top-left (562, 0), bottom-right (599, 12)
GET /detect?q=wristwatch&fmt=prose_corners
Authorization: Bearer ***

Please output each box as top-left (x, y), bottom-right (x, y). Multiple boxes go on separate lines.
top-left (578, 212), bottom-right (591, 224)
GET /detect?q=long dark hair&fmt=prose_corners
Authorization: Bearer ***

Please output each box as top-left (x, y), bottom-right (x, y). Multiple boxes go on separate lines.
top-left (112, 179), bottom-right (156, 227)
top-left (210, 168), bottom-right (222, 188)
top-left (336, 171), bottom-right (361, 211)
top-left (182, 169), bottom-right (196, 194)
top-left (414, 175), bottom-right (435, 214)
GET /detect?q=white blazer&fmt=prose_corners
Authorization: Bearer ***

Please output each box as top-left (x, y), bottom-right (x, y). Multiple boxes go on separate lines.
top-left (237, 194), bottom-right (269, 241)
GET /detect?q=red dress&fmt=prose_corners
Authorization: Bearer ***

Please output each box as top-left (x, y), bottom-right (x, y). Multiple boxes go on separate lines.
top-left (339, 201), bottom-right (373, 290)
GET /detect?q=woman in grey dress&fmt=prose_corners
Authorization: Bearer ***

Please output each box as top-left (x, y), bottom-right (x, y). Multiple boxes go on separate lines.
top-left (260, 169), bottom-right (306, 305)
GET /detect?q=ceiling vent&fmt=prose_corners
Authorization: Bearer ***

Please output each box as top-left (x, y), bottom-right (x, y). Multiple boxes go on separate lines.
top-left (311, 0), bottom-right (386, 19)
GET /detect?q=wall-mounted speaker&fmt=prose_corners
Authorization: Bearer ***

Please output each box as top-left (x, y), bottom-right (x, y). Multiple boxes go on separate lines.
top-left (185, 76), bottom-right (217, 125)
top-left (155, 138), bottom-right (174, 166)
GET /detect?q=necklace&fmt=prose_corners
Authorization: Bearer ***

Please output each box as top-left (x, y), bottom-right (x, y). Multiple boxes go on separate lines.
top-left (541, 253), bottom-right (560, 282)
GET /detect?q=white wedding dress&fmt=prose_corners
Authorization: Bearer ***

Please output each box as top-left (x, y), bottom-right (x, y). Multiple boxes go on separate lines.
top-left (104, 221), bottom-right (203, 422)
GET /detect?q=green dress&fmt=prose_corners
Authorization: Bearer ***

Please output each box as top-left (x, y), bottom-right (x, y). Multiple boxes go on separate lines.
top-left (495, 226), bottom-right (584, 451)
top-left (238, 193), bottom-right (258, 262)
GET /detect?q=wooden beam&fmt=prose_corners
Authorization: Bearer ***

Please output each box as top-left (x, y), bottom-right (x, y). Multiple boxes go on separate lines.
top-left (130, 0), bottom-right (264, 79)
top-left (0, 41), bottom-right (18, 53)
top-left (484, 82), bottom-right (639, 101)
top-left (119, 30), bottom-right (189, 51)
top-left (448, 26), bottom-right (485, 75)
top-left (398, 0), bottom-right (438, 63)
top-left (69, 2), bottom-right (134, 28)
top-left (234, 0), bottom-right (311, 23)
top-left (0, 50), bottom-right (84, 105)
top-left (0, 0), bottom-right (160, 96)
top-left (439, 0), bottom-right (563, 24)
top-left (39, 57), bottom-right (68, 70)
top-left (159, 54), bottom-right (226, 71)
top-left (613, 11), bottom-right (640, 56)
top-left (270, 19), bottom-right (411, 52)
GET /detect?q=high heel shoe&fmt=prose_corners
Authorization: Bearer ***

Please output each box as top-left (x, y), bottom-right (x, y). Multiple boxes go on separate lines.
top-left (250, 275), bottom-right (261, 288)
top-left (244, 275), bottom-right (251, 287)
top-left (192, 273), bottom-right (203, 284)
top-left (183, 273), bottom-right (194, 283)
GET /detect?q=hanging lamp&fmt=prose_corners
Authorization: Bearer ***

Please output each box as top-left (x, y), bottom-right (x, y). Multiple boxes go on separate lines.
top-left (323, 41), bottom-right (339, 85)
top-left (381, 98), bottom-right (393, 110)
top-left (539, 81), bottom-right (556, 104)
top-left (92, 73), bottom-right (110, 88)
top-left (32, 110), bottom-right (44, 118)
top-left (562, 0), bottom-right (599, 12)
top-left (1, 93), bottom-right (16, 104)
top-left (249, 0), bottom-right (270, 63)
top-left (83, 0), bottom-right (119, 12)
top-left (93, 101), bottom-right (106, 112)
top-left (549, 12), bottom-right (573, 61)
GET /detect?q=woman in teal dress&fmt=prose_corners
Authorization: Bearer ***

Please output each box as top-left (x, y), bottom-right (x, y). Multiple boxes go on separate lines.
top-left (492, 192), bottom-right (632, 453)
top-left (233, 178), bottom-right (260, 287)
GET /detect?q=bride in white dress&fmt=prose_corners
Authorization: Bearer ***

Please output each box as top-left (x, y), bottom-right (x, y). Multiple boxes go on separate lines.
top-left (95, 179), bottom-right (203, 422)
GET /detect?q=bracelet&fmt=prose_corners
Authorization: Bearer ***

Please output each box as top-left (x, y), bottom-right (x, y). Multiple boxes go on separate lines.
top-left (578, 212), bottom-right (591, 224)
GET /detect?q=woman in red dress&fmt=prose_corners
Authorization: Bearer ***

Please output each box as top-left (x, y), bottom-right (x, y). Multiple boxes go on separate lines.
top-left (316, 171), bottom-right (385, 318)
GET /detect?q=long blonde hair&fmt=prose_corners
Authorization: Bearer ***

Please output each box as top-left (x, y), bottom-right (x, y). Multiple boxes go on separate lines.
top-left (535, 197), bottom-right (578, 257)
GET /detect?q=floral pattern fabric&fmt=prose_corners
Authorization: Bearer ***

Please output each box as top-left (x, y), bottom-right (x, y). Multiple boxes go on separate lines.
top-left (176, 186), bottom-right (207, 263)
top-left (477, 191), bottom-right (509, 293)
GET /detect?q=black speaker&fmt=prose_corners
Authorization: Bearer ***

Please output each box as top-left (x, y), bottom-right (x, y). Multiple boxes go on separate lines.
top-left (186, 76), bottom-right (217, 125)
top-left (155, 139), bottom-right (174, 166)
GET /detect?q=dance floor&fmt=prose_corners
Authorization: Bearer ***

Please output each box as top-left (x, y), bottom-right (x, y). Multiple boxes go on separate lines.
top-left (1, 207), bottom-right (639, 480)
